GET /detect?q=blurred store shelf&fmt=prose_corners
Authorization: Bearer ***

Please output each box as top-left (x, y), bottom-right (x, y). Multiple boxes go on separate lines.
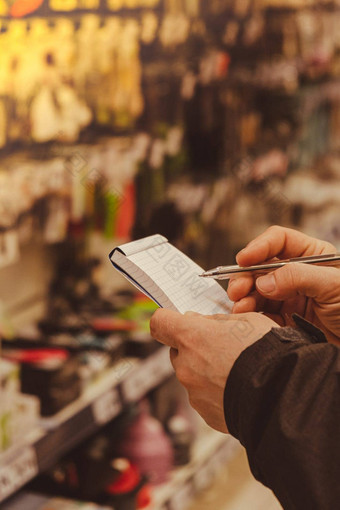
top-left (153, 430), bottom-right (240, 510)
top-left (2, 429), bottom-right (240, 510)
top-left (0, 347), bottom-right (173, 504)
top-left (188, 447), bottom-right (282, 510)
top-left (2, 492), bottom-right (111, 510)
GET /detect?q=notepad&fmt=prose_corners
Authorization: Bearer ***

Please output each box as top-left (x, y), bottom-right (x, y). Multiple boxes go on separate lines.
top-left (109, 235), bottom-right (232, 315)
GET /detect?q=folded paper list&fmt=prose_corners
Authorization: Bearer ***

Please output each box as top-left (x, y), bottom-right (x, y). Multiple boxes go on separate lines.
top-left (109, 235), bottom-right (232, 315)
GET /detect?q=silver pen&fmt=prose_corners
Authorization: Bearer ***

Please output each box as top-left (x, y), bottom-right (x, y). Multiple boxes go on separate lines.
top-left (200, 253), bottom-right (340, 280)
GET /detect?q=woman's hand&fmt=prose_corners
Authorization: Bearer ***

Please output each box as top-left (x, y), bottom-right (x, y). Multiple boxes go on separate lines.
top-left (228, 226), bottom-right (340, 344)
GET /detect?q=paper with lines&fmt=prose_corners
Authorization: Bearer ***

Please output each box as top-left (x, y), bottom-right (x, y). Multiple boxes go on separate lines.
top-left (109, 235), bottom-right (232, 315)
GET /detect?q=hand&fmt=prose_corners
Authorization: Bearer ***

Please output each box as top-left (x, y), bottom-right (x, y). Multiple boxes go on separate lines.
top-left (150, 309), bottom-right (276, 433)
top-left (228, 225), bottom-right (340, 344)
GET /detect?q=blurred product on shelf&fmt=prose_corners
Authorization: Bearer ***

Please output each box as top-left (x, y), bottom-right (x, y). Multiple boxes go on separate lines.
top-left (2, 426), bottom-right (237, 510)
top-left (4, 349), bottom-right (81, 416)
top-left (0, 277), bottom-right (163, 418)
top-left (120, 298), bottom-right (163, 357)
top-left (103, 460), bottom-right (151, 510)
top-left (166, 413), bottom-right (193, 466)
top-left (23, 393), bottom-right (193, 506)
top-left (14, 384), bottom-right (233, 510)
top-left (0, 1), bottom-right (339, 265)
top-left (117, 401), bottom-right (174, 485)
top-left (30, 431), bottom-right (127, 501)
top-left (0, 128), bottom-right (186, 266)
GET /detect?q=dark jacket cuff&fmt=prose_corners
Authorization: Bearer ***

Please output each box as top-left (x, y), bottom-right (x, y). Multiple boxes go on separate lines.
top-left (224, 315), bottom-right (327, 439)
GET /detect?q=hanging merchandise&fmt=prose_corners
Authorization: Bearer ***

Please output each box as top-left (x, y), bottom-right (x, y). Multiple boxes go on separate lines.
top-left (140, 11), bottom-right (158, 44)
top-left (160, 0), bottom-right (190, 48)
top-left (2, 20), bottom-right (30, 143)
top-left (49, 0), bottom-right (100, 11)
top-left (30, 88), bottom-right (58, 143)
top-left (29, 33), bottom-right (92, 144)
top-left (106, 0), bottom-right (160, 10)
top-left (114, 19), bottom-right (144, 128)
top-left (95, 17), bottom-right (122, 125)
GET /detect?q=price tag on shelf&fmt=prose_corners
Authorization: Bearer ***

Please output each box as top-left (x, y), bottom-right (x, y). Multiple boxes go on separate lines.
top-left (214, 439), bottom-right (237, 469)
top-left (193, 460), bottom-right (215, 493)
top-left (168, 482), bottom-right (193, 510)
top-left (122, 348), bottom-right (173, 403)
top-left (50, 0), bottom-right (100, 10)
top-left (79, 0), bottom-right (100, 7)
top-left (0, 231), bottom-right (20, 269)
top-left (92, 388), bottom-right (122, 426)
top-left (0, 447), bottom-right (38, 502)
top-left (193, 438), bottom-right (239, 494)
top-left (49, 0), bottom-right (77, 10)
top-left (107, 0), bottom-right (160, 11)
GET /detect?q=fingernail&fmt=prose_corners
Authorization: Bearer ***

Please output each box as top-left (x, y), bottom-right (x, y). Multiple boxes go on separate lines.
top-left (237, 241), bottom-right (261, 259)
top-left (257, 274), bottom-right (276, 294)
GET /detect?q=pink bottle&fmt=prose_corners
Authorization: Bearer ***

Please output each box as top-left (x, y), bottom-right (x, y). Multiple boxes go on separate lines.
top-left (118, 401), bottom-right (174, 485)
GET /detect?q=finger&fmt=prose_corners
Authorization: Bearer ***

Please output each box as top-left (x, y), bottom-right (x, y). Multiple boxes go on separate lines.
top-left (236, 226), bottom-right (336, 267)
top-left (233, 290), bottom-right (271, 313)
top-left (150, 309), bottom-right (187, 349)
top-left (232, 295), bottom-right (257, 313)
top-left (255, 264), bottom-right (340, 303)
top-left (228, 275), bottom-right (255, 302)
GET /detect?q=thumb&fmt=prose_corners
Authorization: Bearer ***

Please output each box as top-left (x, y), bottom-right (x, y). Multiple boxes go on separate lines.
top-left (256, 263), bottom-right (340, 302)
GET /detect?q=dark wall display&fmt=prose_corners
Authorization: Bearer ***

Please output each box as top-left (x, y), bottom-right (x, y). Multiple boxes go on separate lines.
top-left (0, 0), bottom-right (339, 272)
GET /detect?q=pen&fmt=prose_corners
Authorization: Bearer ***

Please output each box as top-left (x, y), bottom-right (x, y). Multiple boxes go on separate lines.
top-left (200, 253), bottom-right (340, 280)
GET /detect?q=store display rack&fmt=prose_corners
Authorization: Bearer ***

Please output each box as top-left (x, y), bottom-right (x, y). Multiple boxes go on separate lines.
top-left (0, 347), bottom-right (173, 504)
top-left (2, 430), bottom-right (240, 510)
top-left (153, 430), bottom-right (240, 510)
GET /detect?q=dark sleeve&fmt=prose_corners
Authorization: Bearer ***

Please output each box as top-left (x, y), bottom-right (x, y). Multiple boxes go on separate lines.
top-left (224, 315), bottom-right (340, 510)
